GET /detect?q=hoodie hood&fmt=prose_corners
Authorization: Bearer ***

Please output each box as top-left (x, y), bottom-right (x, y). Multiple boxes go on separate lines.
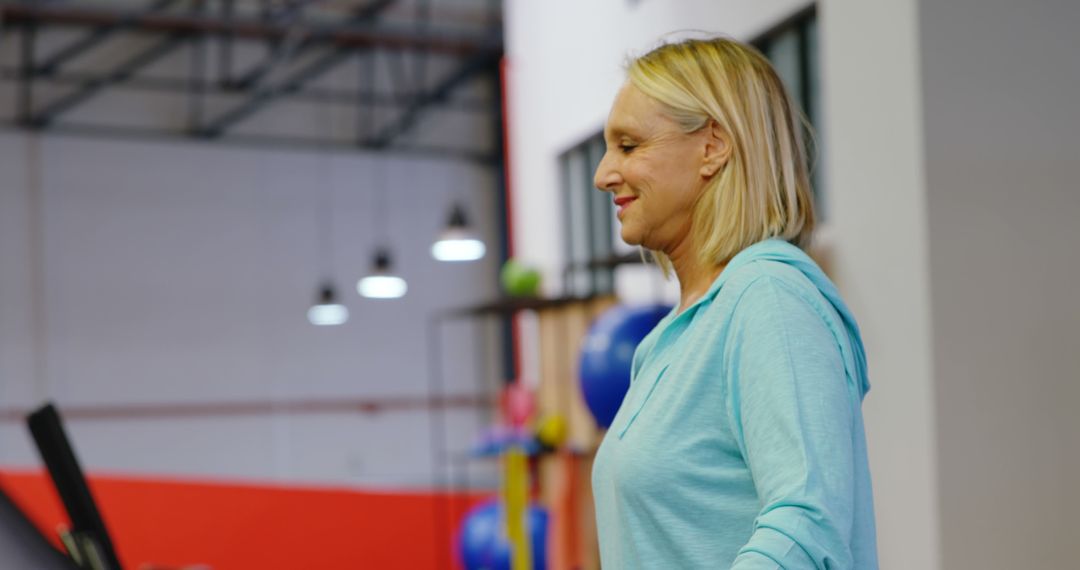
top-left (710, 239), bottom-right (871, 399)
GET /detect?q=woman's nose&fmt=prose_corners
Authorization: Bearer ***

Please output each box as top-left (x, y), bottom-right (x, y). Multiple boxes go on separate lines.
top-left (593, 152), bottom-right (621, 192)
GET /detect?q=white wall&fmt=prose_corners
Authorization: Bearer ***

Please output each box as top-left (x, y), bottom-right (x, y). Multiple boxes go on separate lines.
top-left (919, 0), bottom-right (1080, 567)
top-left (0, 131), bottom-right (502, 489)
top-left (819, 1), bottom-right (940, 567)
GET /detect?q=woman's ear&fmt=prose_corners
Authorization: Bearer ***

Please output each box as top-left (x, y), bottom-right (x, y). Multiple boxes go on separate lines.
top-left (700, 119), bottom-right (732, 178)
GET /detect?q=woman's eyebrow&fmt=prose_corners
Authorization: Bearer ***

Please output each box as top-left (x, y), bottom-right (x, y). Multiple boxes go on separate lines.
top-left (605, 125), bottom-right (637, 139)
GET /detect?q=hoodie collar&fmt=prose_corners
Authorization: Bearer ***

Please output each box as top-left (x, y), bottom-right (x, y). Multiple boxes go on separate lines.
top-left (697, 238), bottom-right (871, 397)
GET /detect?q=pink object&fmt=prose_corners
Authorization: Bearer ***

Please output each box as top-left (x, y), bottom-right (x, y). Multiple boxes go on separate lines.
top-left (502, 383), bottom-right (536, 428)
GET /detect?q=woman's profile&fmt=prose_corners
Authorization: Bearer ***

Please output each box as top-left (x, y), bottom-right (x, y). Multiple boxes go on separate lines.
top-left (590, 37), bottom-right (878, 569)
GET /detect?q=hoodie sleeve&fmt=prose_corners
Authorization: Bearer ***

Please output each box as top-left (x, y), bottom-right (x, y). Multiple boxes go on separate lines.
top-left (724, 275), bottom-right (858, 569)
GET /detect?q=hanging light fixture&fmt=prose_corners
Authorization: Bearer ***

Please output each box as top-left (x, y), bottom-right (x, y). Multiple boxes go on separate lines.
top-left (307, 283), bottom-right (349, 326)
top-left (358, 155), bottom-right (407, 299)
top-left (432, 203), bottom-right (486, 262)
top-left (306, 136), bottom-right (348, 327)
top-left (357, 247), bottom-right (407, 299)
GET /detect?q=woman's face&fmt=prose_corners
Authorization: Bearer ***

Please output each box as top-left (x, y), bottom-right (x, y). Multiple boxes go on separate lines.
top-left (594, 84), bottom-right (712, 254)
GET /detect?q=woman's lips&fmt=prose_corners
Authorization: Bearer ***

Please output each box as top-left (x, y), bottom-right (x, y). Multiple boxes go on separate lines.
top-left (614, 196), bottom-right (637, 217)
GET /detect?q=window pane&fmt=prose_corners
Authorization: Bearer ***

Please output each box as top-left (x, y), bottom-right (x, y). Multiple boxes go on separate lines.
top-left (559, 133), bottom-right (617, 297)
top-left (586, 135), bottom-right (613, 293)
top-left (562, 152), bottom-right (591, 295)
top-left (767, 29), bottom-right (802, 107)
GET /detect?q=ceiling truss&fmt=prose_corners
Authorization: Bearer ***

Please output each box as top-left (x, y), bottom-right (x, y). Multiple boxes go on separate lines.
top-left (0, 0), bottom-right (504, 161)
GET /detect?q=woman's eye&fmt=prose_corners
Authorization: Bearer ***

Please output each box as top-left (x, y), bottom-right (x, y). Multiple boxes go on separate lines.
top-left (619, 144), bottom-right (637, 154)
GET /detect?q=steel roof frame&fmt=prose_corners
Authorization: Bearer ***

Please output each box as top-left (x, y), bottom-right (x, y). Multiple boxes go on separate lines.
top-left (0, 0), bottom-right (503, 158)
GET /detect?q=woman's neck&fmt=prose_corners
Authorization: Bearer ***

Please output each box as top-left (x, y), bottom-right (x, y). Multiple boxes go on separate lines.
top-left (667, 237), bottom-right (724, 315)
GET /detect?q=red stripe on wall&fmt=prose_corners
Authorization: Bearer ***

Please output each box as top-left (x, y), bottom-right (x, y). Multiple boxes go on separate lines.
top-left (0, 469), bottom-right (490, 570)
top-left (500, 56), bottom-right (516, 260)
top-left (500, 56), bottom-right (527, 385)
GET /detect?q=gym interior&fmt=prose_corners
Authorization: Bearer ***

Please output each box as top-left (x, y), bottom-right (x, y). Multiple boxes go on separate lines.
top-left (0, 1), bottom-right (1076, 569)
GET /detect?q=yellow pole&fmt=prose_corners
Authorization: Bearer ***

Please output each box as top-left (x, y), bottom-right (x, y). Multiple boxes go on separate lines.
top-left (503, 445), bottom-right (532, 570)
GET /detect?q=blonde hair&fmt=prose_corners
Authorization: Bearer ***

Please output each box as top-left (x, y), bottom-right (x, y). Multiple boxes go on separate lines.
top-left (627, 36), bottom-right (815, 273)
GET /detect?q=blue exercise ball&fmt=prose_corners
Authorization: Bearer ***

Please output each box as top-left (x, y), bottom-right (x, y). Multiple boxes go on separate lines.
top-left (579, 303), bottom-right (672, 428)
top-left (459, 499), bottom-right (549, 570)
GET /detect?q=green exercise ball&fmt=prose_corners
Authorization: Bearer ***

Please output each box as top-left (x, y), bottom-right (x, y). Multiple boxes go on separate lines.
top-left (500, 259), bottom-right (542, 297)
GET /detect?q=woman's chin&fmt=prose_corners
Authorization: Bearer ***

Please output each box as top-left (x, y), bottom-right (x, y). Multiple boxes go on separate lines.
top-left (619, 230), bottom-right (643, 247)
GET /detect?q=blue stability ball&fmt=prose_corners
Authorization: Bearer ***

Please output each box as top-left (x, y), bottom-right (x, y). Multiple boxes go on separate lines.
top-left (459, 500), bottom-right (550, 570)
top-left (579, 304), bottom-right (672, 428)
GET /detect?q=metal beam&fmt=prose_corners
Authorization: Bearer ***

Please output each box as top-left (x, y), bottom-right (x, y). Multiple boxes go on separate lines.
top-left (412, 0), bottom-right (431, 94)
top-left (187, 0), bottom-right (207, 132)
top-left (368, 51), bottom-right (499, 148)
top-left (29, 33), bottom-right (189, 128)
top-left (17, 23), bottom-right (36, 126)
top-left (196, 0), bottom-right (397, 137)
top-left (230, 0), bottom-right (395, 90)
top-left (356, 50), bottom-right (377, 141)
top-left (0, 394), bottom-right (494, 422)
top-left (0, 121), bottom-right (497, 165)
top-left (0, 4), bottom-right (501, 56)
top-left (196, 47), bottom-right (353, 137)
top-left (0, 67), bottom-right (492, 111)
top-left (218, 0), bottom-right (235, 84)
top-left (33, 0), bottom-right (182, 77)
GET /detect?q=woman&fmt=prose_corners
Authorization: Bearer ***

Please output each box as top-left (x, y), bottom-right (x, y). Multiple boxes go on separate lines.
top-left (590, 37), bottom-right (878, 568)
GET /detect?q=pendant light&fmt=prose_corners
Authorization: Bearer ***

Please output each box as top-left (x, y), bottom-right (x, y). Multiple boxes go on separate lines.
top-left (357, 156), bottom-right (407, 299)
top-left (357, 247), bottom-right (407, 299)
top-left (307, 144), bottom-right (348, 326)
top-left (308, 283), bottom-right (349, 325)
top-left (431, 203), bottom-right (486, 262)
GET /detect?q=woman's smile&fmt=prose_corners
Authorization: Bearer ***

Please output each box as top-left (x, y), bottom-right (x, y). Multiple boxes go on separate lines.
top-left (614, 195), bottom-right (637, 218)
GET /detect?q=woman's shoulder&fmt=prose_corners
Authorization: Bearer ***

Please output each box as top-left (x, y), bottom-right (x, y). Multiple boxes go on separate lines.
top-left (718, 258), bottom-right (821, 306)
top-left (696, 258), bottom-right (841, 342)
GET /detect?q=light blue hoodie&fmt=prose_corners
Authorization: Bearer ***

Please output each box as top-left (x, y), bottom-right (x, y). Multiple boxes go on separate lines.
top-left (592, 239), bottom-right (878, 569)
